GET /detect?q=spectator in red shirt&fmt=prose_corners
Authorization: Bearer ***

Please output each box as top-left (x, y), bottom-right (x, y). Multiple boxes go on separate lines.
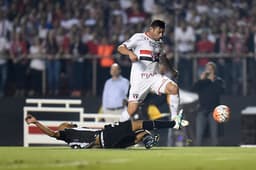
top-left (45, 30), bottom-right (61, 96)
top-left (69, 33), bottom-right (88, 96)
top-left (84, 29), bottom-right (99, 94)
top-left (9, 32), bottom-right (29, 96)
top-left (196, 31), bottom-right (214, 76)
top-left (126, 2), bottom-right (147, 24)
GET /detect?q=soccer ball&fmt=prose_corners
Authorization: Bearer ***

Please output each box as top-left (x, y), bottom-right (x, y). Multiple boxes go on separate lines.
top-left (212, 105), bottom-right (231, 123)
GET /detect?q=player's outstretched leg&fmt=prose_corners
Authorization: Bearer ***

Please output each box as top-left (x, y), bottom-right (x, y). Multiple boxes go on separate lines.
top-left (131, 112), bottom-right (189, 131)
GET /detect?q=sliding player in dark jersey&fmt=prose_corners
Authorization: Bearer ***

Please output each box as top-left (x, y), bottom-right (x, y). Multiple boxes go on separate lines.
top-left (25, 113), bottom-right (188, 149)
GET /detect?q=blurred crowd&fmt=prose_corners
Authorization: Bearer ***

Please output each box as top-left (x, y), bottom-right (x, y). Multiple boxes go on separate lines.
top-left (0, 0), bottom-right (256, 97)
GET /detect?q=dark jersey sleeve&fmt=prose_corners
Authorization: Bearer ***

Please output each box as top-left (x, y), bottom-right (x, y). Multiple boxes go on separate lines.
top-left (55, 128), bottom-right (99, 146)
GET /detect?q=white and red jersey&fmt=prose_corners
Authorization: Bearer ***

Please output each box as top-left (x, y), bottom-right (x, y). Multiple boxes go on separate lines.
top-left (122, 33), bottom-right (163, 85)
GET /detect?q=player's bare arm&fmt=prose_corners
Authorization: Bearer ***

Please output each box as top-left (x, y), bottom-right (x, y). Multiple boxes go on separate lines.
top-left (160, 54), bottom-right (179, 79)
top-left (25, 114), bottom-right (60, 138)
top-left (117, 45), bottom-right (138, 62)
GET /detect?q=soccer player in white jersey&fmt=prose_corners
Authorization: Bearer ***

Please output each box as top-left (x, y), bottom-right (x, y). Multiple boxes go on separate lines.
top-left (118, 20), bottom-right (186, 124)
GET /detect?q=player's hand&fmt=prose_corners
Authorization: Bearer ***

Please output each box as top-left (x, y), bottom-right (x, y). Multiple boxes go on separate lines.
top-left (25, 114), bottom-right (38, 125)
top-left (200, 71), bottom-right (209, 80)
top-left (171, 68), bottom-right (179, 79)
top-left (128, 51), bottom-right (138, 62)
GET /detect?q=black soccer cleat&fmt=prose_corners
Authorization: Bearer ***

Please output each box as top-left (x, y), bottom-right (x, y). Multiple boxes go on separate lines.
top-left (142, 134), bottom-right (154, 149)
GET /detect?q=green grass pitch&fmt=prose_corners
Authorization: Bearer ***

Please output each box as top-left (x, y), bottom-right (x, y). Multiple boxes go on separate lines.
top-left (0, 147), bottom-right (256, 170)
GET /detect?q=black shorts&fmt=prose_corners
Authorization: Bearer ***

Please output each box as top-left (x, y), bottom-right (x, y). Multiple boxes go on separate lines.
top-left (100, 120), bottom-right (135, 148)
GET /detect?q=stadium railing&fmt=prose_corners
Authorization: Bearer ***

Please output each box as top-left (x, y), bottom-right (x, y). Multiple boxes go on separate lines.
top-left (15, 52), bottom-right (256, 96)
top-left (23, 98), bottom-right (121, 147)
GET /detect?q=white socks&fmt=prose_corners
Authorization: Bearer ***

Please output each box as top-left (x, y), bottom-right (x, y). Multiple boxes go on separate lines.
top-left (168, 94), bottom-right (180, 119)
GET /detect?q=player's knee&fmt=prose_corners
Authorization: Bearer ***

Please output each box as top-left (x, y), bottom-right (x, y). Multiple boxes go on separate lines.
top-left (166, 83), bottom-right (179, 95)
top-left (127, 105), bottom-right (137, 116)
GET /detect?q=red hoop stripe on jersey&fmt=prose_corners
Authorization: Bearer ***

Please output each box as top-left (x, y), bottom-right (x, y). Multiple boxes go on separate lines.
top-left (140, 50), bottom-right (152, 55)
top-left (29, 126), bottom-right (58, 134)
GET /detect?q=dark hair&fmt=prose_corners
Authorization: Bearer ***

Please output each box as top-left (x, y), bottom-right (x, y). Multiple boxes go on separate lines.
top-left (150, 20), bottom-right (165, 29)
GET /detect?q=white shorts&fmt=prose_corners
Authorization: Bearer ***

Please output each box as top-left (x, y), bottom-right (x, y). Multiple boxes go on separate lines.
top-left (128, 74), bottom-right (175, 103)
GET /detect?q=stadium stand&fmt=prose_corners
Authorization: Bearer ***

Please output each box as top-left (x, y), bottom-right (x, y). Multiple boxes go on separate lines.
top-left (0, 0), bottom-right (255, 97)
